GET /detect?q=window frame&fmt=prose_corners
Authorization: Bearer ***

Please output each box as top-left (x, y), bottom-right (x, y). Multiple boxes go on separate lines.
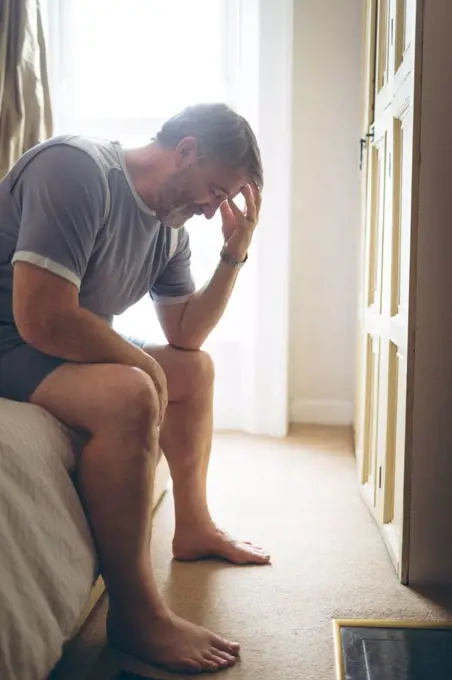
top-left (45, 0), bottom-right (241, 140)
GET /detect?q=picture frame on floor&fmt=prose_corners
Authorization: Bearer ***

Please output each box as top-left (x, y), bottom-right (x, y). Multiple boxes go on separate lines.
top-left (333, 618), bottom-right (452, 680)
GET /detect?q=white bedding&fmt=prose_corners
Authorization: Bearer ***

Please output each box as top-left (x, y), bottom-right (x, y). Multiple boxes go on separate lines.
top-left (0, 398), bottom-right (97, 680)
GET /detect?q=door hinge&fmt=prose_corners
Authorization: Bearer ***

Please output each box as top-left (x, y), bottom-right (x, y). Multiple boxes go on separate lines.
top-left (378, 465), bottom-right (382, 489)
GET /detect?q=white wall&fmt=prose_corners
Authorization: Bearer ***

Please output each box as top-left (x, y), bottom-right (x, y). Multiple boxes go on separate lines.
top-left (289, 0), bottom-right (363, 426)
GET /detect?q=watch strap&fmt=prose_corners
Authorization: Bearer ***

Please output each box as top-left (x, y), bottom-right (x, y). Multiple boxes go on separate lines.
top-left (220, 245), bottom-right (248, 268)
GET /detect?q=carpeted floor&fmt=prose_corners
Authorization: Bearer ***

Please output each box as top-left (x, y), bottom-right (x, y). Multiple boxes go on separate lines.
top-left (52, 426), bottom-right (452, 680)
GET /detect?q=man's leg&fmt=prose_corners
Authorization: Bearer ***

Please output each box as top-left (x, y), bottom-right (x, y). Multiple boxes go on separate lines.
top-left (30, 362), bottom-right (239, 673)
top-left (143, 345), bottom-right (271, 565)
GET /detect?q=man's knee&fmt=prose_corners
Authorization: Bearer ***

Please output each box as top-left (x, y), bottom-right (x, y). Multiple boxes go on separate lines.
top-left (186, 349), bottom-right (215, 391)
top-left (98, 366), bottom-right (160, 435)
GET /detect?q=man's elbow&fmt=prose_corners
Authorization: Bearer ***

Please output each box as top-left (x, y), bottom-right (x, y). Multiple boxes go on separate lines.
top-left (166, 330), bottom-right (204, 352)
top-left (14, 311), bottom-right (62, 355)
top-left (16, 320), bottom-right (53, 353)
top-left (169, 339), bottom-right (204, 352)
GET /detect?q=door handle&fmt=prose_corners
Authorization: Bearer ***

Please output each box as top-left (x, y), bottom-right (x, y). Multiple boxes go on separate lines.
top-left (359, 129), bottom-right (375, 170)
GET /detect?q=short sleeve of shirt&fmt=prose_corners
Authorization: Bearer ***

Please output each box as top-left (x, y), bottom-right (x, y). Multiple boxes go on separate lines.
top-left (11, 144), bottom-right (106, 290)
top-left (150, 227), bottom-right (196, 304)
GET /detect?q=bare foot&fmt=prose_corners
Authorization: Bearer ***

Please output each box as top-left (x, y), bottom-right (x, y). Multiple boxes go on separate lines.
top-left (173, 524), bottom-right (271, 565)
top-left (107, 606), bottom-right (240, 674)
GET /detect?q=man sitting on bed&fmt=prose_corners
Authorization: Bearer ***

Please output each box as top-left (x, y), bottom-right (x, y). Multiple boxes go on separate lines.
top-left (0, 103), bottom-right (268, 674)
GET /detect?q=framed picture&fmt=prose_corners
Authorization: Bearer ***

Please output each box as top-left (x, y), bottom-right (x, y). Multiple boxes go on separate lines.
top-left (333, 619), bottom-right (452, 680)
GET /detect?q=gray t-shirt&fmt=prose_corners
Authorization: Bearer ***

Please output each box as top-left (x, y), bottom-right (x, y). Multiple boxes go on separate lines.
top-left (0, 135), bottom-right (195, 355)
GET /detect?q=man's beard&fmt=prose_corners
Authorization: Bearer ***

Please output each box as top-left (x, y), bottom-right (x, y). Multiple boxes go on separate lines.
top-left (159, 205), bottom-right (195, 229)
top-left (155, 171), bottom-right (198, 229)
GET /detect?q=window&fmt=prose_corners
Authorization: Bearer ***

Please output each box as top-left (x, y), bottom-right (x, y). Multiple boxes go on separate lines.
top-left (50, 0), bottom-right (232, 137)
top-left (46, 0), bottom-right (250, 343)
top-left (43, 0), bottom-right (293, 435)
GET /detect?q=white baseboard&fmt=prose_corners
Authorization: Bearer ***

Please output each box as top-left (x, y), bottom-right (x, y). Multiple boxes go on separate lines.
top-left (290, 398), bottom-right (354, 426)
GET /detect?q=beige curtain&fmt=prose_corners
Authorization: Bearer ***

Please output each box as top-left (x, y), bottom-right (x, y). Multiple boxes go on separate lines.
top-left (0, 0), bottom-right (52, 179)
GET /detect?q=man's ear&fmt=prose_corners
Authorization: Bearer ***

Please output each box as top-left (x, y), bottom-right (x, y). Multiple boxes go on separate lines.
top-left (175, 137), bottom-right (198, 167)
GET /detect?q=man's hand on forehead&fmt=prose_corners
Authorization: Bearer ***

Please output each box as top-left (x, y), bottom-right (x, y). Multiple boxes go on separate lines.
top-left (219, 180), bottom-right (261, 204)
top-left (240, 181), bottom-right (261, 204)
top-left (219, 181), bottom-right (262, 262)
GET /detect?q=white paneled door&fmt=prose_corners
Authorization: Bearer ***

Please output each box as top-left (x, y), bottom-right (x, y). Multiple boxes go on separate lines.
top-left (355, 0), bottom-right (416, 580)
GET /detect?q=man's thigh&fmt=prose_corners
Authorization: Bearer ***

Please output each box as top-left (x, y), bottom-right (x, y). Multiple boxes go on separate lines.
top-left (0, 342), bottom-right (66, 402)
top-left (0, 336), bottom-right (208, 406)
top-left (0, 334), bottom-right (146, 403)
top-left (29, 361), bottom-right (155, 436)
top-left (0, 339), bottom-right (155, 434)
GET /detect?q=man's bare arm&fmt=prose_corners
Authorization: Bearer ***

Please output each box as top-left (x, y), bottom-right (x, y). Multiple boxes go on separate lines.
top-left (13, 262), bottom-right (168, 411)
top-left (156, 184), bottom-right (261, 351)
top-left (155, 260), bottom-right (240, 350)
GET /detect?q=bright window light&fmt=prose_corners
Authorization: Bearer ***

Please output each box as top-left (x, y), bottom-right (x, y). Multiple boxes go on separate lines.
top-left (61, 0), bottom-right (226, 125)
top-left (47, 0), bottom-right (252, 345)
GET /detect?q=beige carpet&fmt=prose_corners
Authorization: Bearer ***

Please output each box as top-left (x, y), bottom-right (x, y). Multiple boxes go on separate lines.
top-left (52, 426), bottom-right (452, 680)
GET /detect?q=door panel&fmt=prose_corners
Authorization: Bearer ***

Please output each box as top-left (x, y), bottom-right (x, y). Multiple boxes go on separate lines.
top-left (356, 0), bottom-right (416, 578)
top-left (376, 0), bottom-right (390, 93)
top-left (383, 100), bottom-right (412, 564)
top-left (394, 0), bottom-right (407, 72)
top-left (358, 132), bottom-right (385, 489)
top-left (370, 133), bottom-right (387, 313)
top-left (392, 348), bottom-right (407, 535)
top-left (360, 126), bottom-right (387, 498)
top-left (363, 335), bottom-right (381, 505)
top-left (383, 341), bottom-right (399, 527)
top-left (390, 119), bottom-right (402, 315)
top-left (354, 0), bottom-right (378, 472)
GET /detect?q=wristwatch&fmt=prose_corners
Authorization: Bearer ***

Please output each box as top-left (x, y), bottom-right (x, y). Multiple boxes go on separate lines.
top-left (220, 245), bottom-right (248, 268)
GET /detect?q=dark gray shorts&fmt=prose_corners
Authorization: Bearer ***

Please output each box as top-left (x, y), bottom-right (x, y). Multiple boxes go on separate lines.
top-left (0, 336), bottom-right (147, 403)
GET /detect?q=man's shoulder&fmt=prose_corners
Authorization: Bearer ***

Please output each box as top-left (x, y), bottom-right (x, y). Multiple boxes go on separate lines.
top-left (17, 135), bottom-right (121, 176)
top-left (61, 135), bottom-right (121, 164)
top-left (46, 136), bottom-right (123, 183)
top-left (9, 135), bottom-right (114, 182)
top-left (5, 137), bottom-right (116, 226)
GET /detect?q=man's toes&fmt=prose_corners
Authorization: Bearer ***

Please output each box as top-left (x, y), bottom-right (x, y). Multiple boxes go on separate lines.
top-left (210, 656), bottom-right (232, 670)
top-left (206, 651), bottom-right (230, 669)
top-left (201, 657), bottom-right (220, 671)
top-left (255, 551), bottom-right (271, 562)
top-left (182, 654), bottom-right (217, 673)
top-left (246, 545), bottom-right (264, 554)
top-left (210, 649), bottom-right (238, 666)
top-left (229, 641), bottom-right (241, 655)
top-left (249, 546), bottom-right (269, 555)
top-left (246, 544), bottom-right (270, 556)
top-left (212, 636), bottom-right (240, 656)
top-left (243, 546), bottom-right (270, 562)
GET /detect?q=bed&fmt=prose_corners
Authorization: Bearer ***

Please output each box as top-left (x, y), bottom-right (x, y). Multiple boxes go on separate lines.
top-left (0, 397), bottom-right (169, 680)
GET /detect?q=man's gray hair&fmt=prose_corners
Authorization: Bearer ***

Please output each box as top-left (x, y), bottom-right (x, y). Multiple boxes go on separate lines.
top-left (155, 103), bottom-right (264, 190)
